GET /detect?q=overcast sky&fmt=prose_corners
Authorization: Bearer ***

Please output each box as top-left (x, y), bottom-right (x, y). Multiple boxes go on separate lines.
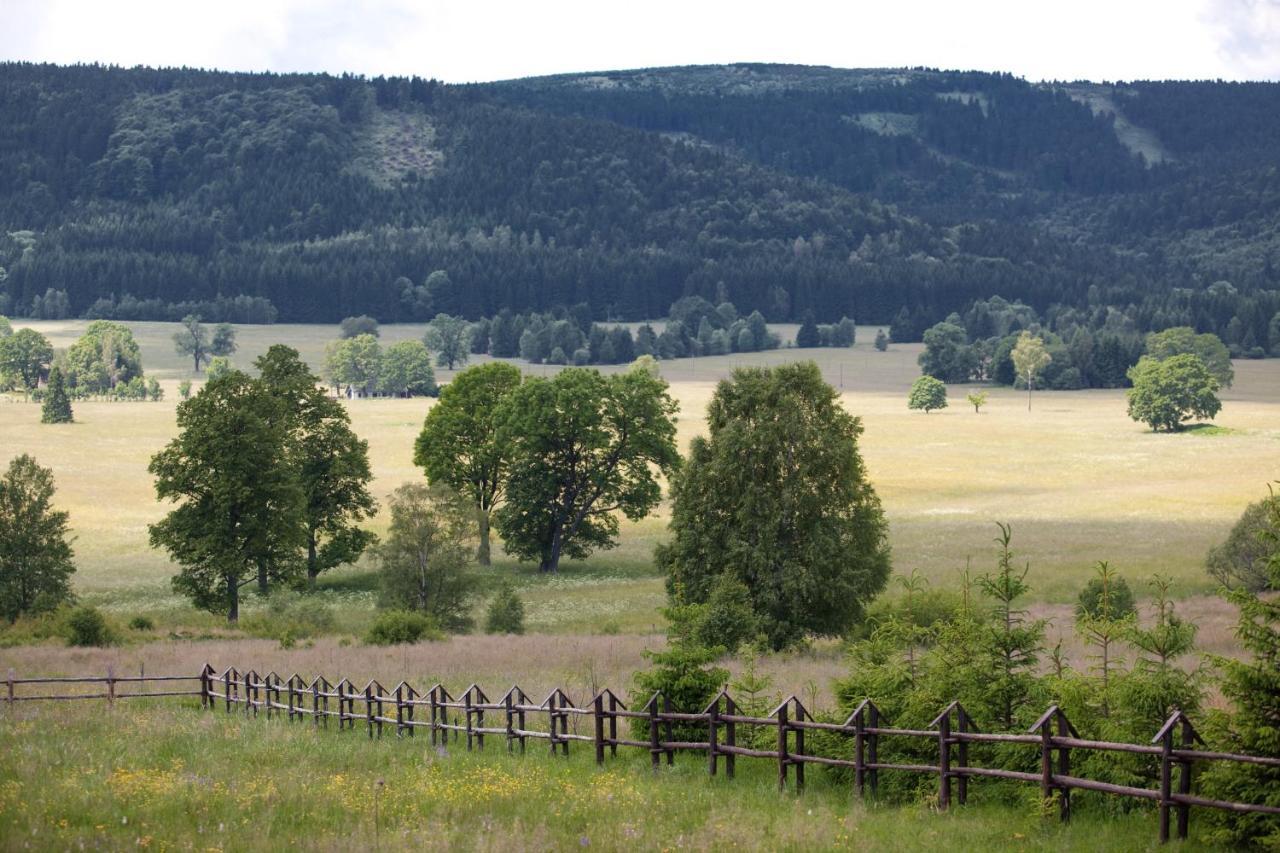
top-left (3, 0), bottom-right (1278, 83)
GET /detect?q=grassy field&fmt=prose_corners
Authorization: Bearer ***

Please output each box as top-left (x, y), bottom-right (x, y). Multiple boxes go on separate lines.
top-left (0, 699), bottom-right (1190, 851)
top-left (1, 318), bottom-right (1274, 850)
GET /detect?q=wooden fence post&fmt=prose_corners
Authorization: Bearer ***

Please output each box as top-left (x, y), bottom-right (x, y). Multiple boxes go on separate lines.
top-left (546, 691), bottom-right (559, 756)
top-left (775, 699), bottom-right (789, 791)
top-left (1177, 716), bottom-right (1196, 841)
top-left (608, 692), bottom-right (619, 758)
top-left (504, 689), bottom-right (515, 753)
top-left (957, 704), bottom-right (973, 806)
top-left (517, 688), bottom-right (527, 754)
top-left (850, 703), bottom-right (866, 798)
top-left (199, 665), bottom-right (211, 710)
top-left (1153, 710), bottom-right (1202, 844)
top-left (106, 665), bottom-right (115, 707)
top-left (395, 684), bottom-right (406, 737)
top-left (224, 669), bottom-right (233, 714)
top-left (6, 668), bottom-right (13, 709)
top-left (429, 687), bottom-right (440, 746)
top-left (474, 687), bottom-right (487, 751)
top-left (593, 692), bottom-right (605, 765)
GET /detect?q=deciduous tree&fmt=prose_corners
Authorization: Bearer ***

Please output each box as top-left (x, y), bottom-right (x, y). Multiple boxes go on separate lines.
top-left (658, 361), bottom-right (890, 649)
top-left (1011, 332), bottom-right (1051, 410)
top-left (375, 483), bottom-right (476, 631)
top-left (149, 371), bottom-right (304, 622)
top-left (0, 455), bottom-right (76, 622)
top-left (907, 375), bottom-right (948, 413)
top-left (1125, 353), bottom-right (1221, 432)
top-left (414, 362), bottom-right (522, 565)
top-left (424, 313), bottom-right (471, 370)
top-left (496, 360), bottom-right (679, 572)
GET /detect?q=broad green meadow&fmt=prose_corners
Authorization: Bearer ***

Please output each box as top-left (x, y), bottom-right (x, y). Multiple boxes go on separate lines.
top-left (1, 319), bottom-right (1277, 850)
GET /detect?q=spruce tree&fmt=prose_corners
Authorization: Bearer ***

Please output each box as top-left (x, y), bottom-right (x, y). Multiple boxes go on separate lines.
top-left (40, 366), bottom-right (73, 424)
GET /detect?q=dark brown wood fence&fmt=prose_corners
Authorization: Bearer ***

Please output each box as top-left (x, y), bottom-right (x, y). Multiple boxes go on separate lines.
top-left (5, 664), bottom-right (1278, 844)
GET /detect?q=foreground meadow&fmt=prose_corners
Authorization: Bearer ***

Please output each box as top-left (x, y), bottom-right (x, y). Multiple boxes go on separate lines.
top-left (0, 700), bottom-right (1181, 851)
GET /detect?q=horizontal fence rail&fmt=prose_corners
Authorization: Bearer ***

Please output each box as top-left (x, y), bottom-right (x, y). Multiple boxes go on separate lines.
top-left (5, 664), bottom-right (1279, 844)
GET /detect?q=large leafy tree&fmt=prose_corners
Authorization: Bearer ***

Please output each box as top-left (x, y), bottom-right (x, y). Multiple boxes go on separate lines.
top-left (0, 455), bottom-right (76, 622)
top-left (0, 328), bottom-right (53, 390)
top-left (414, 362), bottom-right (522, 565)
top-left (423, 313), bottom-right (471, 370)
top-left (377, 340), bottom-right (436, 397)
top-left (1125, 353), bottom-right (1221, 431)
top-left (376, 482), bottom-right (477, 631)
top-left (907, 375), bottom-right (948, 413)
top-left (63, 320), bottom-right (143, 392)
top-left (1145, 326), bottom-right (1233, 388)
top-left (658, 361), bottom-right (890, 650)
top-left (495, 360), bottom-right (679, 572)
top-left (149, 371), bottom-right (304, 621)
top-left (1207, 496), bottom-right (1279, 592)
top-left (256, 346), bottom-right (377, 588)
top-left (324, 334), bottom-right (381, 396)
top-left (919, 321), bottom-right (975, 382)
top-left (173, 314), bottom-right (215, 373)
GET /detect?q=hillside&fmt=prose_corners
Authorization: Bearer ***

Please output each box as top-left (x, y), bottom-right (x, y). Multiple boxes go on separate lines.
top-left (0, 63), bottom-right (1278, 349)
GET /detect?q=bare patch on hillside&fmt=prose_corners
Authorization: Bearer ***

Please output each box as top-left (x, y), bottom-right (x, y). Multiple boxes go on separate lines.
top-left (1064, 86), bottom-right (1172, 166)
top-left (351, 109), bottom-right (443, 186)
top-left (846, 112), bottom-right (919, 136)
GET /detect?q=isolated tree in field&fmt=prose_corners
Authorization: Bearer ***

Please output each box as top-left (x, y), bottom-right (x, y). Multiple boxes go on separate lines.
top-left (1199, 486), bottom-right (1280, 847)
top-left (64, 320), bottom-right (143, 392)
top-left (40, 366), bottom-right (73, 424)
top-left (0, 328), bottom-right (53, 390)
top-left (907, 375), bottom-right (947, 413)
top-left (173, 316), bottom-right (210, 372)
top-left (324, 334), bottom-right (381, 396)
top-left (0, 455), bottom-right (76, 622)
top-left (1125, 353), bottom-right (1221, 432)
top-left (339, 315), bottom-right (379, 339)
top-left (149, 371), bottom-right (304, 622)
top-left (1206, 496), bottom-right (1279, 592)
top-left (1011, 331), bottom-right (1051, 410)
top-left (257, 346), bottom-right (377, 588)
top-left (424, 314), bottom-right (471, 370)
top-left (966, 390), bottom-right (988, 413)
top-left (414, 362), bottom-right (522, 565)
top-left (210, 322), bottom-right (237, 359)
top-left (485, 583), bottom-right (526, 634)
top-left (795, 311), bottom-right (821, 348)
top-left (1145, 326), bottom-right (1233, 388)
top-left (496, 360), bottom-right (680, 573)
top-left (658, 362), bottom-right (891, 650)
top-left (376, 482), bottom-right (476, 631)
top-left (378, 340), bottom-right (436, 397)
top-left (874, 329), bottom-right (889, 351)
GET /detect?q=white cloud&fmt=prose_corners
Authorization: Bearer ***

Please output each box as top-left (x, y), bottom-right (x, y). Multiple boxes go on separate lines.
top-left (0, 0), bottom-right (1275, 82)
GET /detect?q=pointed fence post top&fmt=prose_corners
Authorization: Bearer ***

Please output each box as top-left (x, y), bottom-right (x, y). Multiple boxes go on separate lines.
top-left (640, 691), bottom-right (664, 712)
top-left (392, 681), bottom-right (417, 698)
top-left (539, 688), bottom-right (573, 709)
top-left (591, 688), bottom-right (628, 709)
top-left (929, 701), bottom-right (980, 731)
top-left (1028, 705), bottom-right (1079, 738)
top-left (700, 690), bottom-right (731, 715)
top-left (842, 698), bottom-right (884, 727)
top-left (499, 684), bottom-right (527, 704)
top-left (362, 679), bottom-right (385, 695)
top-left (769, 695), bottom-right (809, 720)
top-left (1152, 709), bottom-right (1205, 746)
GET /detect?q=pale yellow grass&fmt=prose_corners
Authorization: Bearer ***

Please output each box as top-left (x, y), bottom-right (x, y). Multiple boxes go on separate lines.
top-left (2, 320), bottom-right (1277, 619)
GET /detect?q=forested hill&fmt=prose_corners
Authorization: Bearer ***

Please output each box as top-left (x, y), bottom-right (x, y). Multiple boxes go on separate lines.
top-left (1, 62), bottom-right (1278, 345)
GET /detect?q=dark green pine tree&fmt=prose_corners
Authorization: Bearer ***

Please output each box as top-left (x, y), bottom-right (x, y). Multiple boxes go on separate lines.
top-left (40, 366), bottom-right (73, 424)
top-left (795, 312), bottom-right (821, 348)
top-left (1200, 489), bottom-right (1280, 847)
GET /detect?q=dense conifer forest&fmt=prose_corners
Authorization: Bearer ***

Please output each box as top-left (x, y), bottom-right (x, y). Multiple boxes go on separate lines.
top-left (1, 62), bottom-right (1278, 351)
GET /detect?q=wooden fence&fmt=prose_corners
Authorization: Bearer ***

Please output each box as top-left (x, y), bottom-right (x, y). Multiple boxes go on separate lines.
top-left (5, 664), bottom-right (1279, 844)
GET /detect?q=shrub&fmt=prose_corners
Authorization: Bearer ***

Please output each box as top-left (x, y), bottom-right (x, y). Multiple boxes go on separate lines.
top-left (1206, 496), bottom-right (1279, 592)
top-left (64, 606), bottom-right (112, 647)
top-left (693, 575), bottom-right (759, 653)
top-left (241, 592), bottom-right (336, 641)
top-left (1076, 573), bottom-right (1137, 620)
top-left (484, 584), bottom-right (526, 634)
top-left (127, 615), bottom-right (155, 631)
top-left (365, 611), bottom-right (442, 646)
